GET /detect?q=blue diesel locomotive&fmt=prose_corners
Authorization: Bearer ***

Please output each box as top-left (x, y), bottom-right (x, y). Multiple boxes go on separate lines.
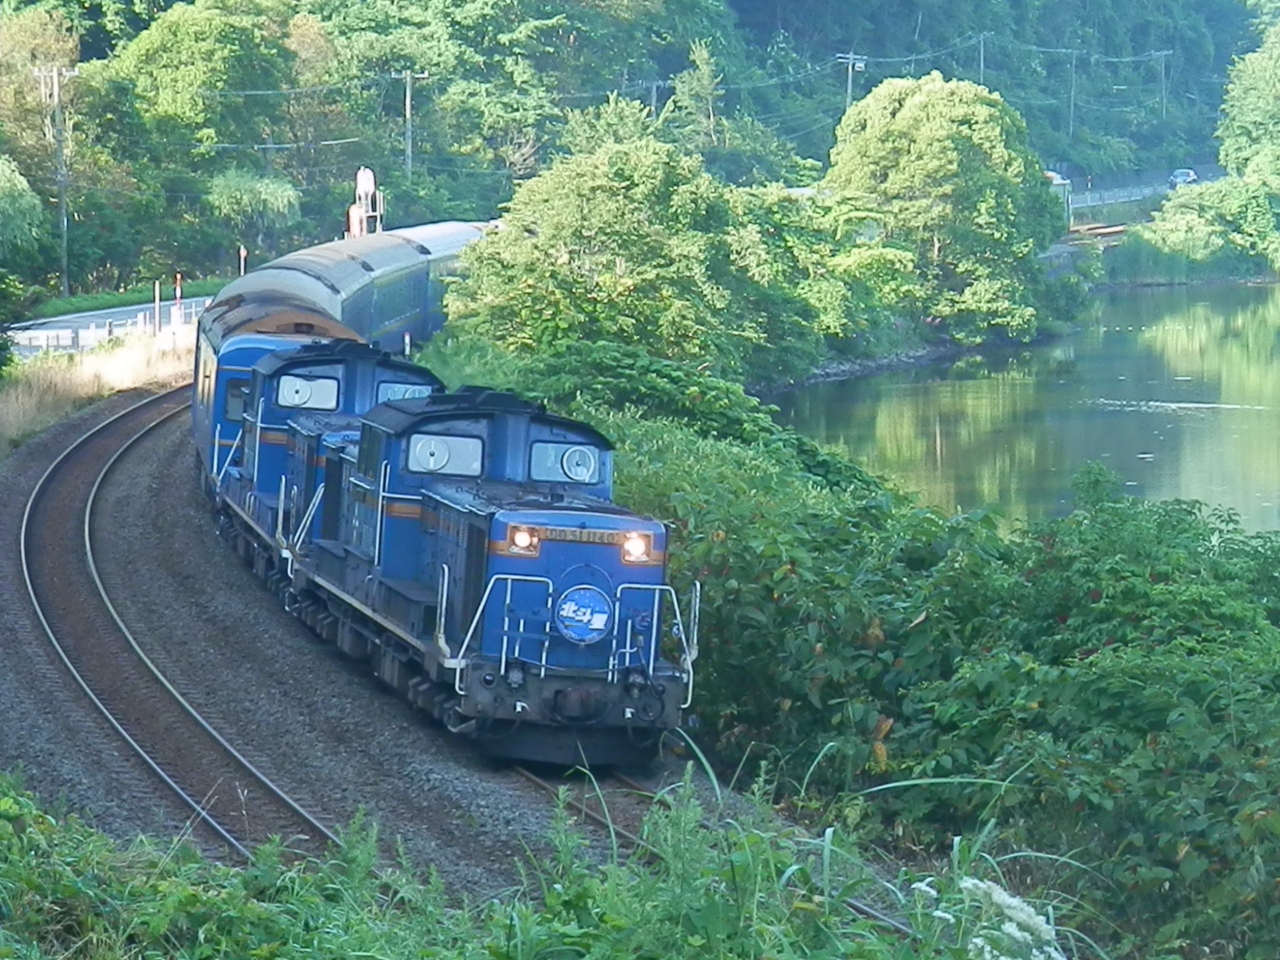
top-left (193, 223), bottom-right (698, 764)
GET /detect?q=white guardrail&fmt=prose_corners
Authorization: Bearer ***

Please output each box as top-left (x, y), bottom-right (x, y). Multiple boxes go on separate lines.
top-left (8, 299), bottom-right (210, 357)
top-left (1070, 183), bottom-right (1169, 210)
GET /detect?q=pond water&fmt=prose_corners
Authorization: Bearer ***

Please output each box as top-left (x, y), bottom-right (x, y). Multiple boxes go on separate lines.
top-left (774, 285), bottom-right (1280, 531)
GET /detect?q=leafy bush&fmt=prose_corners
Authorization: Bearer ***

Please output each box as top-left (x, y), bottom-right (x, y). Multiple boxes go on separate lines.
top-left (426, 320), bottom-right (1280, 951)
top-left (892, 467), bottom-right (1280, 954)
top-left (0, 773), bottom-right (1089, 960)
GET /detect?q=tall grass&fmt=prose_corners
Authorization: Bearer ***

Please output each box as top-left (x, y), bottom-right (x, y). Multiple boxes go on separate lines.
top-left (0, 331), bottom-right (193, 458)
top-left (0, 769), bottom-right (1096, 960)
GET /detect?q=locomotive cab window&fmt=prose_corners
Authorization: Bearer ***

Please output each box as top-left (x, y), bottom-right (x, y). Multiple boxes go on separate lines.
top-left (357, 424), bottom-right (384, 478)
top-left (407, 433), bottom-right (483, 477)
top-left (377, 381), bottom-right (434, 403)
top-left (225, 379), bottom-right (250, 421)
top-left (277, 374), bottom-right (339, 411)
top-left (530, 442), bottom-right (599, 483)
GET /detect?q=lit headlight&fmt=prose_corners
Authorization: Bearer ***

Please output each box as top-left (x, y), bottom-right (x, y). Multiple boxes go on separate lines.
top-left (507, 525), bottom-right (540, 557)
top-left (622, 532), bottom-right (651, 563)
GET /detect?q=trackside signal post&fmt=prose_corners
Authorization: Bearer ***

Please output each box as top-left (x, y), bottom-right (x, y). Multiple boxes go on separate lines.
top-left (346, 167), bottom-right (384, 239)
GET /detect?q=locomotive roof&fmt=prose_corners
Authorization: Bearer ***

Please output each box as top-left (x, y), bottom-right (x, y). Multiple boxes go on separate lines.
top-left (362, 386), bottom-right (613, 449)
top-left (253, 340), bottom-right (445, 390)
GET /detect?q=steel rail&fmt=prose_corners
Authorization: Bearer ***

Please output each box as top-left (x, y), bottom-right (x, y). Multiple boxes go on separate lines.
top-left (85, 393), bottom-right (341, 851)
top-left (20, 386), bottom-right (337, 857)
top-left (513, 764), bottom-right (658, 857)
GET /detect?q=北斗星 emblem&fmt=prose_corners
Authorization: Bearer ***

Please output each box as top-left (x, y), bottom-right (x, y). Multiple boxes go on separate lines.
top-left (555, 585), bottom-right (613, 644)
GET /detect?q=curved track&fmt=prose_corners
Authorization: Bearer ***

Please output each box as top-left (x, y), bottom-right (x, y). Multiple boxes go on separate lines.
top-left (21, 387), bottom-right (339, 858)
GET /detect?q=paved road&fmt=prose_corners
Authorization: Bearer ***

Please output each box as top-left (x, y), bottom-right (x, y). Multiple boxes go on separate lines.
top-left (11, 299), bottom-right (197, 332)
top-left (7, 298), bottom-right (211, 356)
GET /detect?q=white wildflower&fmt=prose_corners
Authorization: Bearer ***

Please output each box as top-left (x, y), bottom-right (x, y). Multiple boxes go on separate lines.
top-left (967, 935), bottom-right (996, 960)
top-left (911, 878), bottom-right (939, 899)
top-left (1001, 920), bottom-right (1034, 944)
top-left (931, 909), bottom-right (956, 923)
top-left (959, 878), bottom-right (1057, 943)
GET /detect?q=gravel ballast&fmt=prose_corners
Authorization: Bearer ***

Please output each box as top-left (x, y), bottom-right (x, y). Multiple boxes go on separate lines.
top-left (93, 413), bottom-right (562, 893)
top-left (0, 392), bottom-right (190, 841)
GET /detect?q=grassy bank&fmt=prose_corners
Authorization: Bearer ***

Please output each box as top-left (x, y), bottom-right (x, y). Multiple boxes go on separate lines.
top-left (1104, 233), bottom-right (1273, 285)
top-left (420, 335), bottom-right (1280, 956)
top-left (0, 333), bottom-right (194, 457)
top-left (0, 770), bottom-right (1088, 959)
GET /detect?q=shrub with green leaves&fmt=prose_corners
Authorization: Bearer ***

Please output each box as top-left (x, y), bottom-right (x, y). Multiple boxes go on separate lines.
top-left (428, 324), bottom-right (1280, 951)
top-left (0, 772), bottom-right (1090, 960)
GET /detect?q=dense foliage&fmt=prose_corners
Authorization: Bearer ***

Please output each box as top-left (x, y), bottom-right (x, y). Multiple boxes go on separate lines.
top-left (0, 0), bottom-right (1253, 308)
top-left (1141, 16), bottom-right (1280, 277)
top-left (824, 73), bottom-right (1065, 343)
top-left (0, 775), bottom-right (1082, 959)
top-left (428, 323), bottom-right (1280, 953)
top-left (448, 73), bottom-right (1075, 382)
top-left (727, 0), bottom-right (1247, 172)
top-left (428, 111), bottom-right (1280, 947)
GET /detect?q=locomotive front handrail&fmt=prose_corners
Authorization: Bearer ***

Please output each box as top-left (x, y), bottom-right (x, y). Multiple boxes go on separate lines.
top-left (453, 573), bottom-right (555, 696)
top-left (614, 582), bottom-right (698, 708)
top-left (434, 563), bottom-right (452, 661)
top-left (291, 482), bottom-right (325, 550)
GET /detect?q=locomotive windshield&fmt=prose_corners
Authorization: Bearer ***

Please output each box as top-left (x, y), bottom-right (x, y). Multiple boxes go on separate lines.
top-left (377, 381), bottom-right (434, 403)
top-left (277, 374), bottom-right (339, 411)
top-left (530, 442), bottom-right (599, 483)
top-left (408, 433), bottom-right (483, 476)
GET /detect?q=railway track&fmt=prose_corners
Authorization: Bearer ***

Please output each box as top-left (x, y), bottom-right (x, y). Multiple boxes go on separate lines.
top-left (514, 765), bottom-right (662, 857)
top-left (21, 386), bottom-right (339, 859)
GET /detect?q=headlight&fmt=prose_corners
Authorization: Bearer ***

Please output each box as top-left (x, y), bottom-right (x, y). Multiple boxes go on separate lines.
top-left (507, 525), bottom-right (540, 557)
top-left (622, 532), bottom-right (651, 563)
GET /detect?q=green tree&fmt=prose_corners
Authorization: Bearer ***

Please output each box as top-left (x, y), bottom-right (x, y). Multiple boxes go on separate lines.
top-left (0, 154), bottom-right (41, 260)
top-left (824, 72), bottom-right (1062, 343)
top-left (447, 134), bottom-right (888, 380)
top-left (107, 0), bottom-right (294, 147)
top-left (1219, 22), bottom-right (1280, 178)
top-left (207, 167), bottom-right (300, 254)
top-left (1141, 177), bottom-right (1280, 269)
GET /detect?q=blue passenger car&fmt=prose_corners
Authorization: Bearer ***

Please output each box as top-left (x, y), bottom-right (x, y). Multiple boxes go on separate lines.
top-left (283, 387), bottom-right (698, 764)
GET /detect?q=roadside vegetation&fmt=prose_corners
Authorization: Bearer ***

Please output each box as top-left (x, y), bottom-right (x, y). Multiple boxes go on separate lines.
top-left (25, 278), bottom-right (228, 320)
top-left (0, 768), bottom-right (1093, 960)
top-left (0, 333), bottom-right (193, 458)
top-left (1134, 9), bottom-right (1280, 284)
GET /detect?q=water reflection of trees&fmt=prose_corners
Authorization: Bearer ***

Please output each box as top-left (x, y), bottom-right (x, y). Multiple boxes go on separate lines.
top-left (780, 285), bottom-right (1280, 529)
top-left (868, 362), bottom-right (1043, 515)
top-left (1139, 285), bottom-right (1280, 522)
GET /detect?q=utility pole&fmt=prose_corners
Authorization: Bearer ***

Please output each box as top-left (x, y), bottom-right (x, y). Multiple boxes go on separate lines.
top-left (979, 33), bottom-right (986, 86)
top-left (838, 52), bottom-right (867, 111)
top-left (403, 70), bottom-right (428, 182)
top-left (1159, 51), bottom-right (1168, 119)
top-left (34, 65), bottom-right (78, 298)
top-left (1068, 50), bottom-right (1077, 140)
